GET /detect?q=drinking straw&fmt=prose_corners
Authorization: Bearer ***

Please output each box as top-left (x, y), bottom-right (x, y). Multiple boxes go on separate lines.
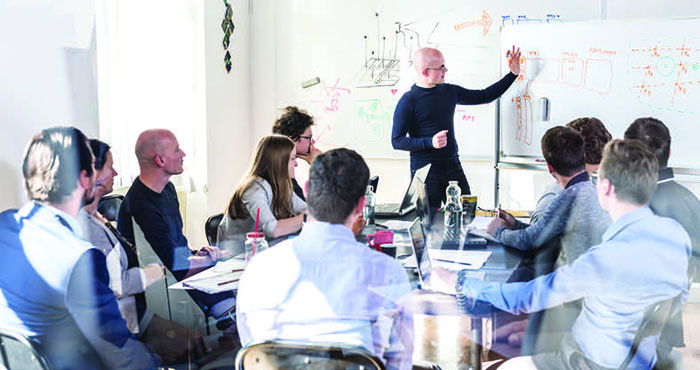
top-left (253, 208), bottom-right (260, 256)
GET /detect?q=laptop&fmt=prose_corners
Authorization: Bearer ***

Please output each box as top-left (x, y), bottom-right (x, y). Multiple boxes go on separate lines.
top-left (407, 218), bottom-right (432, 289)
top-left (368, 176), bottom-right (379, 193)
top-left (414, 176), bottom-right (431, 227)
top-left (375, 164), bottom-right (431, 217)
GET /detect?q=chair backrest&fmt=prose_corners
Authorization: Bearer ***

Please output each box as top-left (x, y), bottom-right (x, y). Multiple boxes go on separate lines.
top-left (235, 340), bottom-right (385, 370)
top-left (132, 218), bottom-right (212, 334)
top-left (0, 328), bottom-right (53, 370)
top-left (205, 213), bottom-right (224, 246)
top-left (617, 295), bottom-right (682, 370)
top-left (97, 194), bottom-right (124, 223)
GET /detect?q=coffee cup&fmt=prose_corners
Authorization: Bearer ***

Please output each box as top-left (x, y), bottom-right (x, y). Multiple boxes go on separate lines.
top-left (380, 243), bottom-right (397, 258)
top-left (367, 230), bottom-right (394, 252)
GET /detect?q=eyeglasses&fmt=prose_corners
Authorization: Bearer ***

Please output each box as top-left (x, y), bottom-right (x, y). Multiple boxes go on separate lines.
top-left (425, 65), bottom-right (447, 72)
top-left (299, 135), bottom-right (313, 141)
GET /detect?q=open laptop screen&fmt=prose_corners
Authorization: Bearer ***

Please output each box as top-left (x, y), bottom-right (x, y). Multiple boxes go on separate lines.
top-left (408, 218), bottom-right (432, 287)
top-left (414, 177), bottom-right (431, 227)
top-left (398, 164), bottom-right (431, 212)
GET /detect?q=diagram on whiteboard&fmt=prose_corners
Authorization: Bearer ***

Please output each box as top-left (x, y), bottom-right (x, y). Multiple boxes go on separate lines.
top-left (511, 81), bottom-right (534, 146)
top-left (628, 38), bottom-right (700, 114)
top-left (507, 49), bottom-right (614, 147)
top-left (354, 99), bottom-right (394, 142)
top-left (353, 9), bottom-right (498, 89)
top-left (519, 50), bottom-right (614, 94)
top-left (453, 10), bottom-right (493, 36)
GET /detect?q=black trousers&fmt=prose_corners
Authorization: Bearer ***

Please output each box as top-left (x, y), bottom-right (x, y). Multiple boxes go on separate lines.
top-left (413, 157), bottom-right (471, 209)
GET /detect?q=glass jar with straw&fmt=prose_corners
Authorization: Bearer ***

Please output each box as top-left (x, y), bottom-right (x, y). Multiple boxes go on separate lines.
top-left (245, 208), bottom-right (268, 261)
top-left (244, 232), bottom-right (267, 262)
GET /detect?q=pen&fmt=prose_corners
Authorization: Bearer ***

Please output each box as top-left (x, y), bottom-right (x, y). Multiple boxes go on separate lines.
top-left (436, 258), bottom-right (472, 266)
top-left (217, 278), bottom-right (239, 286)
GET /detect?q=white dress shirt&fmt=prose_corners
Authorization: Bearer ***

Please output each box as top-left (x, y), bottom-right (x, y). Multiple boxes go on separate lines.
top-left (237, 221), bottom-right (414, 369)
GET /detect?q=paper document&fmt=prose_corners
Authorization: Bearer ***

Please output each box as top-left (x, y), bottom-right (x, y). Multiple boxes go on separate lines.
top-left (467, 216), bottom-right (501, 243)
top-left (169, 258), bottom-right (246, 293)
top-left (429, 249), bottom-right (492, 270)
top-left (467, 227), bottom-right (500, 243)
top-left (469, 216), bottom-right (494, 230)
top-left (181, 271), bottom-right (243, 294)
top-left (402, 255), bottom-right (418, 268)
top-left (212, 258), bottom-right (247, 274)
top-left (377, 220), bottom-right (415, 230)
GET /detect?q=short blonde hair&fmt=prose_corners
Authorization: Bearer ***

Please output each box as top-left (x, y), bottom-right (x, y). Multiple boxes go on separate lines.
top-left (599, 139), bottom-right (658, 205)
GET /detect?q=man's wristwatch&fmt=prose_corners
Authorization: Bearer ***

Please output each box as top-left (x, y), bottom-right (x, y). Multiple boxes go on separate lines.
top-left (455, 270), bottom-right (471, 311)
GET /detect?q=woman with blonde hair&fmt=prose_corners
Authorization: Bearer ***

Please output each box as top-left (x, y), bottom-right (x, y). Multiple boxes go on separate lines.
top-left (218, 135), bottom-right (307, 252)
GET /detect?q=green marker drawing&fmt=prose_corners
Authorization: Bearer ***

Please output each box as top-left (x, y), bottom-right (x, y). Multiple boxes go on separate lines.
top-left (656, 56), bottom-right (675, 77)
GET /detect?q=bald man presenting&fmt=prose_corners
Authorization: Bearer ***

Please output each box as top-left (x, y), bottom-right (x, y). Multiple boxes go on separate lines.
top-left (392, 46), bottom-right (521, 208)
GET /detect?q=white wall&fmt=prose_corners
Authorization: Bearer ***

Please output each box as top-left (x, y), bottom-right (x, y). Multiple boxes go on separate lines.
top-left (8, 1), bottom-right (700, 236)
top-left (93, 1), bottom-right (254, 248)
top-left (0, 0), bottom-right (98, 211)
top-left (244, 1), bottom-right (700, 213)
top-left (204, 0), bottom-right (253, 221)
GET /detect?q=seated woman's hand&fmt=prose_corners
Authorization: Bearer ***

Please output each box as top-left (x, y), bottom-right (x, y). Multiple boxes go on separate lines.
top-left (196, 245), bottom-right (223, 261)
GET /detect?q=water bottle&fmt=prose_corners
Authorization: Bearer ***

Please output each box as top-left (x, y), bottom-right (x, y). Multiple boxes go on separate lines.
top-left (444, 181), bottom-right (463, 241)
top-left (245, 232), bottom-right (268, 262)
top-left (363, 185), bottom-right (376, 227)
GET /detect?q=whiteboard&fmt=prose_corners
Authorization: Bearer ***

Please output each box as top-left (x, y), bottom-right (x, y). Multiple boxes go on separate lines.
top-left (500, 18), bottom-right (700, 169)
top-left (271, 0), bottom-right (598, 159)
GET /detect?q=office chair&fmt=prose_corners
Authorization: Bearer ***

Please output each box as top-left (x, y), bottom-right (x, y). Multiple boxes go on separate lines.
top-left (132, 218), bottom-right (214, 335)
top-left (0, 328), bottom-right (53, 370)
top-left (97, 194), bottom-right (124, 222)
top-left (235, 340), bottom-right (386, 370)
top-left (205, 213), bottom-right (224, 246)
top-left (560, 294), bottom-right (682, 370)
top-left (616, 295), bottom-right (682, 370)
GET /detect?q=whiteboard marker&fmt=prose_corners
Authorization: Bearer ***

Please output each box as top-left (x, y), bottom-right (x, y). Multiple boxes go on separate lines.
top-left (301, 77), bottom-right (321, 89)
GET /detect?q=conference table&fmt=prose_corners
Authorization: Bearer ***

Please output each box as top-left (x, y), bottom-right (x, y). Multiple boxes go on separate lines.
top-left (372, 211), bottom-right (528, 370)
top-left (175, 210), bottom-right (529, 369)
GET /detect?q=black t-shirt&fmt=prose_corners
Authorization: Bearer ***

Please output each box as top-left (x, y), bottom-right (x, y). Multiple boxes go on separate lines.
top-left (118, 177), bottom-right (233, 314)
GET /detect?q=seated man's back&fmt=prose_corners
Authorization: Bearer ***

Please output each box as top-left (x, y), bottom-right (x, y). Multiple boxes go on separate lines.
top-left (0, 204), bottom-right (156, 369)
top-left (237, 222), bottom-right (413, 367)
top-left (566, 210), bottom-right (689, 368)
top-left (237, 148), bottom-right (414, 370)
top-left (491, 127), bottom-right (611, 269)
top-left (497, 167), bottom-right (611, 267)
top-left (651, 172), bottom-right (700, 275)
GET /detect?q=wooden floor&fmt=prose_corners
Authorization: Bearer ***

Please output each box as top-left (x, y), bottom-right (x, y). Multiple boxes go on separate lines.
top-left (413, 301), bottom-right (700, 370)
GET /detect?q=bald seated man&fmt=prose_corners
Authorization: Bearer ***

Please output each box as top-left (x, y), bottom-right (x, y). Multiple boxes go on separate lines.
top-left (118, 129), bottom-right (237, 329)
top-left (392, 46), bottom-right (521, 208)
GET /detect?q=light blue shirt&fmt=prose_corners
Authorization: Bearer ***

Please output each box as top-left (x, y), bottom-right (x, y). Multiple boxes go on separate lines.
top-left (0, 202), bottom-right (157, 369)
top-left (473, 207), bottom-right (689, 369)
top-left (237, 221), bottom-right (414, 370)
